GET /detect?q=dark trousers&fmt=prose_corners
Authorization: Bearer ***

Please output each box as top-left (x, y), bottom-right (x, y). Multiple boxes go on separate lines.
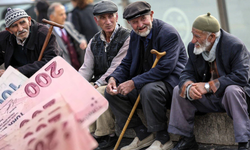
top-left (104, 81), bottom-right (172, 133)
top-left (168, 85), bottom-right (250, 143)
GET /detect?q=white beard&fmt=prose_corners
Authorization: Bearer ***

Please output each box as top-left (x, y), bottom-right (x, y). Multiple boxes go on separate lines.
top-left (134, 23), bottom-right (152, 37)
top-left (137, 28), bottom-right (150, 37)
top-left (193, 40), bottom-right (211, 55)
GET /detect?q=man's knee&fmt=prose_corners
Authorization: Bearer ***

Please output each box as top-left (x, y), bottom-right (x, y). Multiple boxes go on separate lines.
top-left (224, 85), bottom-right (245, 99)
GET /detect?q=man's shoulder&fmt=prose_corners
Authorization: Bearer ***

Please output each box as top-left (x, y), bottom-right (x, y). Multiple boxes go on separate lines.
top-left (0, 30), bottom-right (11, 42)
top-left (220, 29), bottom-right (244, 46)
top-left (152, 18), bottom-right (180, 38)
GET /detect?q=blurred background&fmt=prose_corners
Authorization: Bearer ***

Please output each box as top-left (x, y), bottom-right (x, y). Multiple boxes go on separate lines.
top-left (0, 0), bottom-right (249, 50)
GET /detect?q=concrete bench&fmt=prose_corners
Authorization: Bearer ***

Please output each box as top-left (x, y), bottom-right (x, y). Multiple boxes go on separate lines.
top-left (116, 110), bottom-right (236, 145)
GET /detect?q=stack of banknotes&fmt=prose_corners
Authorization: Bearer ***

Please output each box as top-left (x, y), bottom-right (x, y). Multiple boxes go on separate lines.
top-left (0, 57), bottom-right (108, 150)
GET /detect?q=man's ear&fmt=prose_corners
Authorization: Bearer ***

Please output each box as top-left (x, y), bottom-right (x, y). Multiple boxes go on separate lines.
top-left (209, 33), bottom-right (216, 43)
top-left (150, 11), bottom-right (154, 22)
top-left (28, 16), bottom-right (32, 26)
top-left (94, 16), bottom-right (99, 26)
top-left (5, 27), bottom-right (13, 34)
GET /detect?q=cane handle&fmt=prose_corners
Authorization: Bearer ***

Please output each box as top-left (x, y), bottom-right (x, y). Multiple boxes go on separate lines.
top-left (151, 49), bottom-right (166, 68)
top-left (42, 19), bottom-right (64, 29)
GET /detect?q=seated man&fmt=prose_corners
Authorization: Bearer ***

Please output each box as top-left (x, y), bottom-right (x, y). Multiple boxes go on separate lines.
top-left (0, 8), bottom-right (59, 77)
top-left (48, 2), bottom-right (87, 70)
top-left (78, 0), bottom-right (130, 149)
top-left (104, 1), bottom-right (187, 150)
top-left (168, 13), bottom-right (250, 150)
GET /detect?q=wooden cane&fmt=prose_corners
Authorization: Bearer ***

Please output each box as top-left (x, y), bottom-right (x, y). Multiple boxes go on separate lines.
top-left (37, 19), bottom-right (64, 61)
top-left (114, 49), bottom-right (166, 150)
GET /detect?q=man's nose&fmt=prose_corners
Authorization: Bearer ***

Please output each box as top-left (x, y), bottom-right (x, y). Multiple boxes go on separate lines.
top-left (191, 37), bottom-right (197, 44)
top-left (17, 24), bottom-right (23, 31)
top-left (137, 21), bottom-right (144, 29)
top-left (105, 18), bottom-right (111, 24)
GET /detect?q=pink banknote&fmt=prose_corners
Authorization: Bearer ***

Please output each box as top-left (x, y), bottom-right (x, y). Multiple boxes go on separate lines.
top-left (0, 95), bottom-right (97, 150)
top-left (0, 56), bottom-right (108, 138)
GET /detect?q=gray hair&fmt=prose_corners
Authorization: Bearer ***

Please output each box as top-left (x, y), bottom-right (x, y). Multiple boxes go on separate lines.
top-left (203, 30), bottom-right (221, 38)
top-left (47, 2), bottom-right (62, 18)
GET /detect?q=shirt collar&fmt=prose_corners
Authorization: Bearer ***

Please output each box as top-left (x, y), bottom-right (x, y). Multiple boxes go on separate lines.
top-left (54, 26), bottom-right (66, 37)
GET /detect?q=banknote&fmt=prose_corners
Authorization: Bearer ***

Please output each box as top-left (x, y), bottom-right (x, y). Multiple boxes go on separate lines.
top-left (0, 66), bottom-right (28, 104)
top-left (0, 56), bottom-right (108, 138)
top-left (0, 95), bottom-right (97, 150)
top-left (0, 93), bottom-right (69, 139)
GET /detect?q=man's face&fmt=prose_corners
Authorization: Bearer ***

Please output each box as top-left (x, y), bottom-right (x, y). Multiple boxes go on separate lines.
top-left (94, 13), bottom-right (118, 35)
top-left (50, 5), bottom-right (66, 25)
top-left (6, 17), bottom-right (31, 41)
top-left (191, 28), bottom-right (212, 55)
top-left (128, 11), bottom-right (153, 37)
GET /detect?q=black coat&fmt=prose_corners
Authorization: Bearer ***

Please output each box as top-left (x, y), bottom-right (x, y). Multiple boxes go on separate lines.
top-left (71, 4), bottom-right (100, 43)
top-left (0, 19), bottom-right (59, 77)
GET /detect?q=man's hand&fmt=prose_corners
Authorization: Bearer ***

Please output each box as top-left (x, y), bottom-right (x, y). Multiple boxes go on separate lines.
top-left (80, 40), bottom-right (87, 50)
top-left (0, 69), bottom-right (5, 77)
top-left (106, 77), bottom-right (118, 95)
top-left (117, 80), bottom-right (135, 96)
top-left (188, 82), bottom-right (207, 100)
top-left (94, 84), bottom-right (99, 89)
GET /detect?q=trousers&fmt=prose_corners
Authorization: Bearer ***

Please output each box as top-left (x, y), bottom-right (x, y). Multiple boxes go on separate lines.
top-left (168, 85), bottom-right (250, 142)
top-left (89, 85), bottom-right (115, 136)
top-left (105, 81), bottom-right (172, 133)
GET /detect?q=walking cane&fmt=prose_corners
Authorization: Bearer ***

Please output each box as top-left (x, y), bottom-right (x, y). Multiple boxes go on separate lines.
top-left (37, 19), bottom-right (64, 61)
top-left (114, 49), bottom-right (166, 150)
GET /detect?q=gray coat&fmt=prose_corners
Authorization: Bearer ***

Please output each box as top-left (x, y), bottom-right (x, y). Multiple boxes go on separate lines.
top-left (53, 21), bottom-right (86, 65)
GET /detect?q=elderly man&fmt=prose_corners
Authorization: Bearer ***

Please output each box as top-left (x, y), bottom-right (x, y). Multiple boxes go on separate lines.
top-left (0, 8), bottom-right (59, 77)
top-left (48, 2), bottom-right (87, 70)
top-left (104, 1), bottom-right (187, 150)
top-left (78, 1), bottom-right (130, 149)
top-left (168, 13), bottom-right (250, 150)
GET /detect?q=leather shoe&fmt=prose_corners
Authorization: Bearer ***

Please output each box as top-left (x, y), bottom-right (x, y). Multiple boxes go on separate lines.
top-left (171, 136), bottom-right (198, 150)
top-left (96, 134), bottom-right (118, 149)
top-left (238, 142), bottom-right (249, 150)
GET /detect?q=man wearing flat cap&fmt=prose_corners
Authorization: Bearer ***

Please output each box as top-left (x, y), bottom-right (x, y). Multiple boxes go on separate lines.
top-left (0, 8), bottom-right (59, 77)
top-left (105, 1), bottom-right (187, 150)
top-left (78, 0), bottom-right (130, 149)
top-left (168, 13), bottom-right (250, 150)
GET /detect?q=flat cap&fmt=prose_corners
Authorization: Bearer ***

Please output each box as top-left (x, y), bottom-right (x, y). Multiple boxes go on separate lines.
top-left (123, 1), bottom-right (151, 21)
top-left (93, 0), bottom-right (118, 16)
top-left (192, 12), bottom-right (220, 33)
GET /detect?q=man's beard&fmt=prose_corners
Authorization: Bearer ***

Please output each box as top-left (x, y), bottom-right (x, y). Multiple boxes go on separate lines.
top-left (134, 23), bottom-right (152, 37)
top-left (16, 29), bottom-right (29, 41)
top-left (193, 39), bottom-right (211, 55)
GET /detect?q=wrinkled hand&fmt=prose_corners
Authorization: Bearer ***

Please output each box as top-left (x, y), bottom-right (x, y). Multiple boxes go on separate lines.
top-left (117, 80), bottom-right (135, 96)
top-left (80, 40), bottom-right (87, 50)
top-left (94, 84), bottom-right (99, 89)
top-left (0, 69), bottom-right (5, 77)
top-left (106, 77), bottom-right (118, 95)
top-left (188, 82), bottom-right (206, 100)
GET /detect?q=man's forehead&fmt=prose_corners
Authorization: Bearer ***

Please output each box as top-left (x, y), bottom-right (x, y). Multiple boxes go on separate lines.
top-left (192, 28), bottom-right (204, 35)
top-left (130, 14), bottom-right (149, 22)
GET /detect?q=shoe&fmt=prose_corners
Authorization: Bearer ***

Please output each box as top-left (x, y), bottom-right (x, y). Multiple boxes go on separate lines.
top-left (146, 140), bottom-right (174, 150)
top-left (238, 142), bottom-right (249, 150)
top-left (172, 136), bottom-right (198, 150)
top-left (96, 134), bottom-right (118, 149)
top-left (121, 133), bottom-right (155, 150)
